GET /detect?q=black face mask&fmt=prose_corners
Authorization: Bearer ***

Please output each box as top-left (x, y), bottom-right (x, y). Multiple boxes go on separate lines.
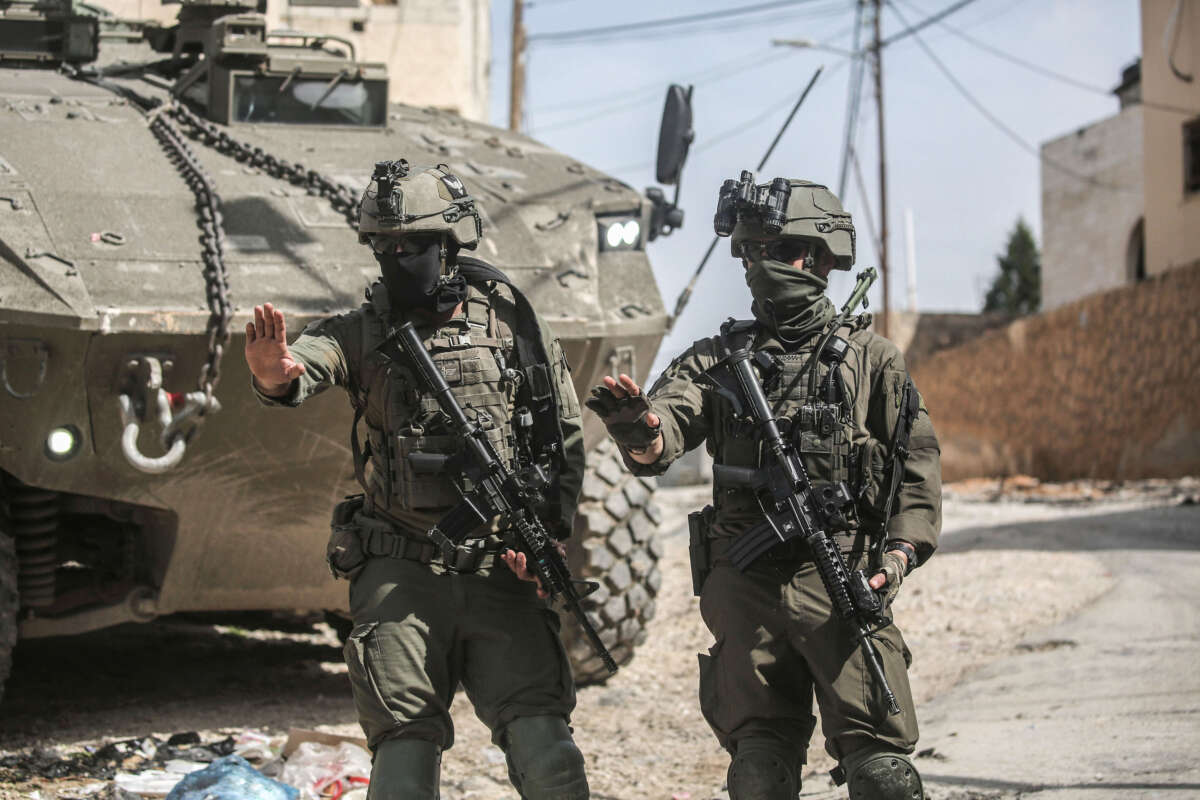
top-left (374, 241), bottom-right (467, 314)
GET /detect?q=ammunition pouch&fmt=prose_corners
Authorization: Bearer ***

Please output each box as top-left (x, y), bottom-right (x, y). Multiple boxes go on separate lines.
top-left (326, 494), bottom-right (368, 581)
top-left (688, 505), bottom-right (715, 596)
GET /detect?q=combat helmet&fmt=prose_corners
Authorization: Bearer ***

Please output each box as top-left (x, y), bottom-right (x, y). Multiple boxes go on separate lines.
top-left (723, 176), bottom-right (855, 269)
top-left (358, 160), bottom-right (483, 249)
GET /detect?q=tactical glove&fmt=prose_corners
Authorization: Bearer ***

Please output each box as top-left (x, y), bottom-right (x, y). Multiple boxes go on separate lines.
top-left (873, 550), bottom-right (907, 607)
top-left (585, 386), bottom-right (662, 451)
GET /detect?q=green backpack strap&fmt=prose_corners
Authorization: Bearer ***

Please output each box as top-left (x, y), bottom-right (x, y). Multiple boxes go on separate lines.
top-left (876, 377), bottom-right (921, 561)
top-left (455, 256), bottom-right (566, 465)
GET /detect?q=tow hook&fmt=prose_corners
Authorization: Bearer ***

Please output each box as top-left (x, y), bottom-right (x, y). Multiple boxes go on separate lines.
top-left (117, 355), bottom-right (221, 474)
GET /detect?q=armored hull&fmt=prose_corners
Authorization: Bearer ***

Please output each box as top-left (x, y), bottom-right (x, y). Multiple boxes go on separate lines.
top-left (0, 26), bottom-right (670, 686)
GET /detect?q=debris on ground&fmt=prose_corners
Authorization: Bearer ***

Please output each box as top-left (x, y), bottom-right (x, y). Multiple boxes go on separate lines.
top-left (279, 741), bottom-right (370, 800)
top-left (944, 475), bottom-right (1199, 505)
top-left (163, 755), bottom-right (296, 800)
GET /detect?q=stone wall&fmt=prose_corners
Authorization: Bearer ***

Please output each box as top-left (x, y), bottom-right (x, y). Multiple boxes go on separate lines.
top-left (912, 261), bottom-right (1200, 481)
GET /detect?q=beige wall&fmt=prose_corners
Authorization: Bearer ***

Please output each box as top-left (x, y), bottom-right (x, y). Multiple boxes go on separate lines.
top-left (1141, 0), bottom-right (1200, 274)
top-left (912, 261), bottom-right (1200, 481)
top-left (1040, 106), bottom-right (1145, 310)
top-left (96, 0), bottom-right (492, 120)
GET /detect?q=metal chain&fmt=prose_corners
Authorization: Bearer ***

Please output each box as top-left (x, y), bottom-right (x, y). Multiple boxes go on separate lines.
top-left (148, 109), bottom-right (233, 406)
top-left (166, 103), bottom-right (360, 229)
top-left (148, 102), bottom-right (361, 408)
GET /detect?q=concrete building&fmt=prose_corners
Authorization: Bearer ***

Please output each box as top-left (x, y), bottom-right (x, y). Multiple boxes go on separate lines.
top-left (1040, 63), bottom-right (1145, 311)
top-left (98, 0), bottom-right (492, 121)
top-left (1041, 0), bottom-right (1200, 310)
top-left (1140, 0), bottom-right (1200, 276)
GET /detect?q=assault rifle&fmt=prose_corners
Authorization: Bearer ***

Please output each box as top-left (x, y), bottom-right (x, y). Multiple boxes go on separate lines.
top-left (395, 322), bottom-right (618, 674)
top-left (700, 268), bottom-right (900, 715)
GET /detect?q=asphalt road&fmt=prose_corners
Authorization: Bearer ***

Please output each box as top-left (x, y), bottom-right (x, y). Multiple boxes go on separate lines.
top-left (847, 503), bottom-right (1200, 799)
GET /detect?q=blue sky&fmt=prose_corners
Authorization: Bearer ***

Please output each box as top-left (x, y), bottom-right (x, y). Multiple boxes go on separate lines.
top-left (486, 1), bottom-right (1142, 369)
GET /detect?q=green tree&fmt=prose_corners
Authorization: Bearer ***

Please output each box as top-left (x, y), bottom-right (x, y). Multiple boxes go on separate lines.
top-left (983, 218), bottom-right (1041, 314)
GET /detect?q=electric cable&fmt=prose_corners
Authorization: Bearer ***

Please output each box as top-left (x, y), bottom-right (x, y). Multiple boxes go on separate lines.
top-left (530, 51), bottom-right (795, 134)
top-left (894, 0), bottom-right (1200, 116)
top-left (884, 0), bottom-right (1135, 192)
top-left (527, 0), bottom-right (844, 45)
top-left (836, 0), bottom-right (867, 197)
top-left (879, 0), bottom-right (982, 47)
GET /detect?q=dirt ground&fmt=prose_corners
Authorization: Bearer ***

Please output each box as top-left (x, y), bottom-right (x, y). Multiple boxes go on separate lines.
top-left (3, 479), bottom-right (1190, 800)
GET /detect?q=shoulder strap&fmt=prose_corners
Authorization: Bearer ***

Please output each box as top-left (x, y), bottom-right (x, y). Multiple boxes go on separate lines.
top-left (877, 376), bottom-right (921, 554)
top-left (455, 256), bottom-right (566, 463)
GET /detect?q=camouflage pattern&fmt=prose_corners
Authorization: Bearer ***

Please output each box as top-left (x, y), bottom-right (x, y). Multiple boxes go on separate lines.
top-left (731, 180), bottom-right (856, 269)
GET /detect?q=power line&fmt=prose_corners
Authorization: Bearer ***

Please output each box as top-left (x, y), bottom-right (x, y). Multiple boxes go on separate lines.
top-left (531, 51), bottom-right (767, 115)
top-left (879, 0), bottom-right (981, 47)
top-left (836, 0), bottom-right (867, 197)
top-left (530, 51), bottom-right (796, 134)
top-left (600, 58), bottom-right (851, 175)
top-left (527, 0), bottom-right (837, 44)
top-left (884, 0), bottom-right (1134, 193)
top-left (895, 0), bottom-right (1200, 117)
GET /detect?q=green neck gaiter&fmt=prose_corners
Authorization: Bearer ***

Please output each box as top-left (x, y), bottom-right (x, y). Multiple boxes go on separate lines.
top-left (745, 259), bottom-right (836, 344)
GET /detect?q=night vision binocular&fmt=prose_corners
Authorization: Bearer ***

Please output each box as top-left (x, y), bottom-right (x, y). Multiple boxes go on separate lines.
top-left (713, 170), bottom-right (791, 237)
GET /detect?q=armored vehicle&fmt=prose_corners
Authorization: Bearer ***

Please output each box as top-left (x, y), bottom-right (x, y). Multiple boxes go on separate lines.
top-left (0, 0), bottom-right (692, 698)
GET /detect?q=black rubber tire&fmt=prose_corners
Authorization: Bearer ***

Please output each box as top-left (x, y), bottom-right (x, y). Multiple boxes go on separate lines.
top-left (561, 438), bottom-right (664, 684)
top-left (0, 528), bottom-right (17, 706)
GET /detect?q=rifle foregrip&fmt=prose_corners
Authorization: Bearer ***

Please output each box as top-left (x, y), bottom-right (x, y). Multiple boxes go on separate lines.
top-left (809, 535), bottom-right (856, 619)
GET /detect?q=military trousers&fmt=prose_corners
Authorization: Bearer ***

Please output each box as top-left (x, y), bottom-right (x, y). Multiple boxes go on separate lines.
top-left (697, 553), bottom-right (919, 764)
top-left (344, 554), bottom-right (578, 752)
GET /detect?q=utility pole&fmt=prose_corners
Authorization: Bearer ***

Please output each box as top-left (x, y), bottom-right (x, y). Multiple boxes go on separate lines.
top-left (508, 0), bottom-right (525, 132)
top-left (870, 0), bottom-right (889, 337)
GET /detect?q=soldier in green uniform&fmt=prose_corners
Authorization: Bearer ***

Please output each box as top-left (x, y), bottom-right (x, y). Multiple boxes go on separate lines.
top-left (244, 161), bottom-right (589, 800)
top-left (587, 178), bottom-right (941, 800)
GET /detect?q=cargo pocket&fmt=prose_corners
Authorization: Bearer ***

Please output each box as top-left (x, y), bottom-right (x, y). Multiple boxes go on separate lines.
top-left (541, 608), bottom-right (576, 708)
top-left (697, 636), bottom-right (728, 747)
top-left (344, 621), bottom-right (399, 746)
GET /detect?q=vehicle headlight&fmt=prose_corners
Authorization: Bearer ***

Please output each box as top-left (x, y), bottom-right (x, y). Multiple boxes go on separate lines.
top-left (45, 425), bottom-right (81, 461)
top-left (598, 216), bottom-right (643, 252)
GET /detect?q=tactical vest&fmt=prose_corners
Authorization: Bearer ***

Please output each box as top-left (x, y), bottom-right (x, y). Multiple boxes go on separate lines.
top-left (708, 322), bottom-right (914, 541)
top-left (354, 283), bottom-right (521, 522)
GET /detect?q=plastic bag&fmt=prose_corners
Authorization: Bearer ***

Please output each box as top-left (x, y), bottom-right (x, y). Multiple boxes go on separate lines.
top-left (164, 754), bottom-right (299, 800)
top-left (280, 741), bottom-right (372, 800)
top-left (113, 759), bottom-right (208, 795)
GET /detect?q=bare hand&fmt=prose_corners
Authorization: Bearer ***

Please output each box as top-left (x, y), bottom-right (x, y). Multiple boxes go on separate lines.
top-left (501, 541), bottom-right (568, 600)
top-left (244, 303), bottom-right (306, 395)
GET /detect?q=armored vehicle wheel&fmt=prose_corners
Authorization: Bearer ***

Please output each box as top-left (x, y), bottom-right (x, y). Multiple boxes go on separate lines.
top-left (563, 439), bottom-right (664, 684)
top-left (0, 520), bottom-right (17, 705)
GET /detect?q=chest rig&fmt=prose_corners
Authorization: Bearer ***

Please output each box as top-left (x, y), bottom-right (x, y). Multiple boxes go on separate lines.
top-left (353, 283), bottom-right (523, 519)
top-left (711, 321), bottom-right (861, 534)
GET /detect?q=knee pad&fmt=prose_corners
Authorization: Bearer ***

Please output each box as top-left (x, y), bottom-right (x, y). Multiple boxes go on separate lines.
top-left (727, 737), bottom-right (801, 800)
top-left (842, 746), bottom-right (923, 800)
top-left (368, 737), bottom-right (441, 800)
top-left (501, 715), bottom-right (589, 800)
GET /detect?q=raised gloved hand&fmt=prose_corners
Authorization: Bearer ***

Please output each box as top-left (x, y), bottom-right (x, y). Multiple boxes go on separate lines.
top-left (584, 373), bottom-right (662, 452)
top-left (869, 548), bottom-right (909, 606)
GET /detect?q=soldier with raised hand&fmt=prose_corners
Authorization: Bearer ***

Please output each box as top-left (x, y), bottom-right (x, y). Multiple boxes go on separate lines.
top-left (586, 178), bottom-right (941, 800)
top-left (244, 160), bottom-right (589, 800)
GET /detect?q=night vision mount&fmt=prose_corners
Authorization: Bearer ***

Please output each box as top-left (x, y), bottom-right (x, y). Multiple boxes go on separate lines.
top-left (372, 159), bottom-right (411, 221)
top-left (713, 170), bottom-right (792, 238)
